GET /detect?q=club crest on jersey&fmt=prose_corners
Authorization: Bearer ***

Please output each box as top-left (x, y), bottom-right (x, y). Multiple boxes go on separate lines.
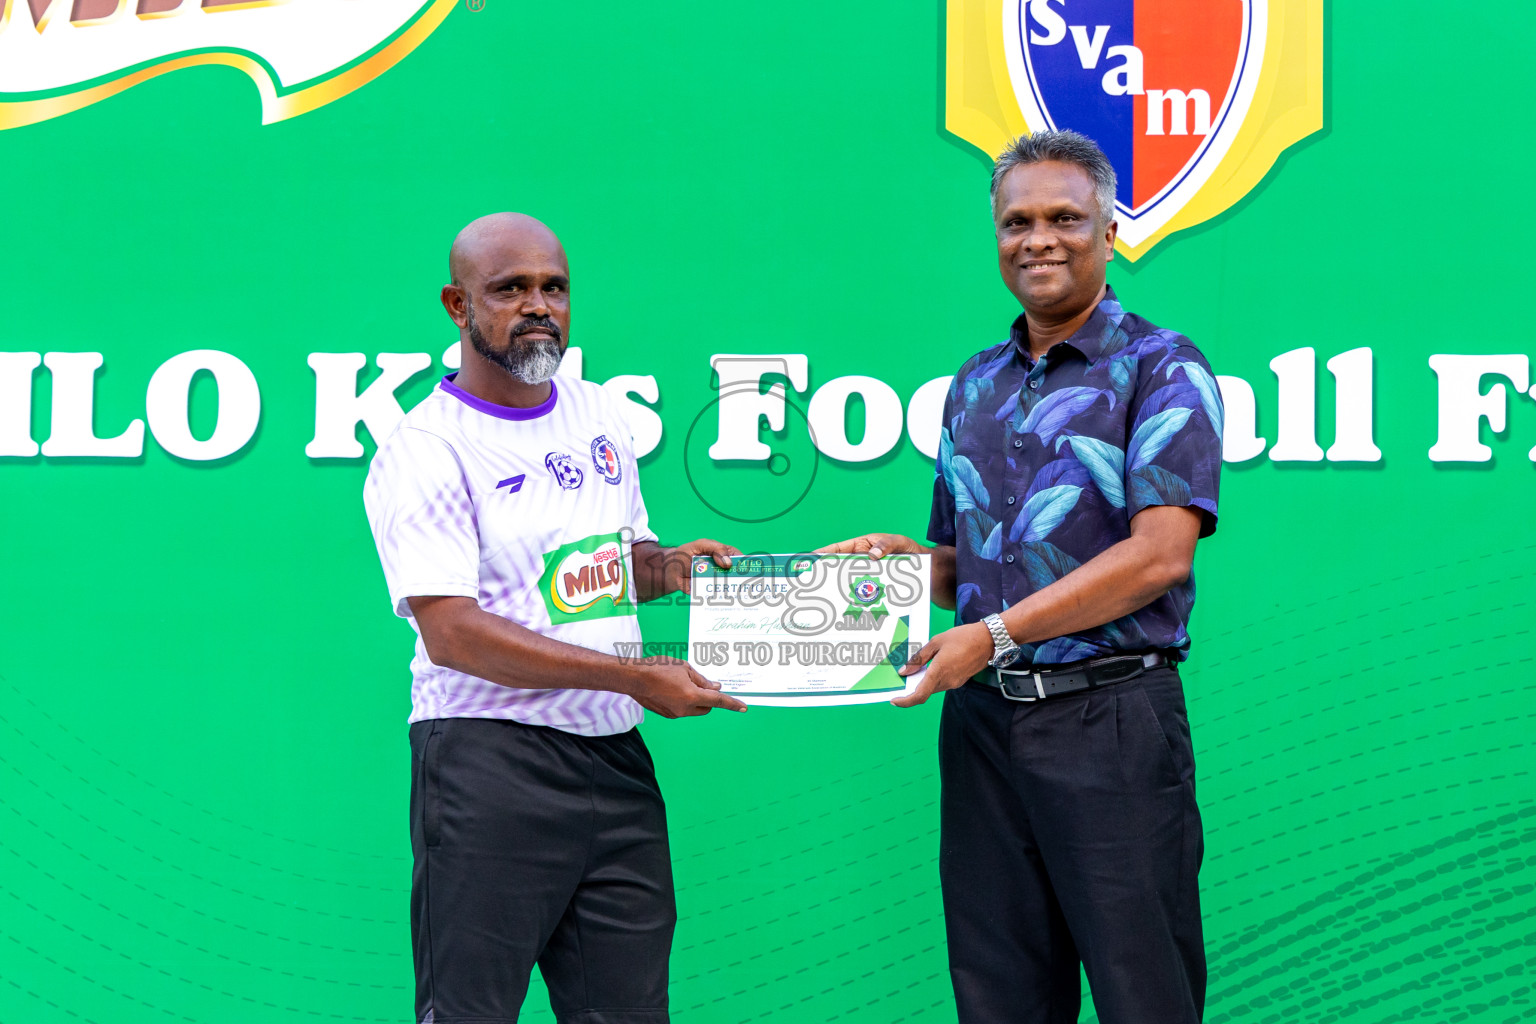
top-left (944, 0), bottom-right (1323, 259)
top-left (544, 452), bottom-right (584, 490)
top-left (589, 435), bottom-right (623, 485)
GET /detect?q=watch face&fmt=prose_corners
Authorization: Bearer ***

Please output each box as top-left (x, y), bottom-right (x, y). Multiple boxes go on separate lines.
top-left (993, 646), bottom-right (1023, 669)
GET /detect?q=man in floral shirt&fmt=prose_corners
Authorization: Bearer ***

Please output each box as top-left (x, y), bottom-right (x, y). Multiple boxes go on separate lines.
top-left (822, 131), bottom-right (1222, 1023)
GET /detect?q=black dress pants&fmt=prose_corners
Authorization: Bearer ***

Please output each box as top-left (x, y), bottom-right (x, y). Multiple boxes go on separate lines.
top-left (409, 717), bottom-right (675, 1024)
top-left (939, 666), bottom-right (1206, 1024)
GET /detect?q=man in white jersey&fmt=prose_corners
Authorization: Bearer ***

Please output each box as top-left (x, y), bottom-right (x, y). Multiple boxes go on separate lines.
top-left (364, 213), bottom-right (745, 1024)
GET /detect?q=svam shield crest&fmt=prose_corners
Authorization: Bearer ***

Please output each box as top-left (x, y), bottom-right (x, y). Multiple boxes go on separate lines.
top-left (946, 0), bottom-right (1323, 259)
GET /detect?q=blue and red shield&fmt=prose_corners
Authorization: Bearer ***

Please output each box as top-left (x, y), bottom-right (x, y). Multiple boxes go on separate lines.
top-left (1001, 0), bottom-right (1266, 248)
top-left (590, 435), bottom-right (623, 485)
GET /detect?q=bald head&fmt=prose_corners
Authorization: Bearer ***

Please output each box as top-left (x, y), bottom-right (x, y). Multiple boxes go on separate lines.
top-left (449, 212), bottom-right (567, 287)
top-left (441, 212), bottom-right (572, 394)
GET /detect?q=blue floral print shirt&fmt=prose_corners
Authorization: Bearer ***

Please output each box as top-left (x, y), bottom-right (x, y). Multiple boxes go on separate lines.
top-left (927, 286), bottom-right (1223, 665)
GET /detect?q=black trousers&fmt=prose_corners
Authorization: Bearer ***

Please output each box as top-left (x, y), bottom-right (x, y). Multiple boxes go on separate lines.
top-left (939, 666), bottom-right (1206, 1024)
top-left (409, 717), bottom-right (675, 1024)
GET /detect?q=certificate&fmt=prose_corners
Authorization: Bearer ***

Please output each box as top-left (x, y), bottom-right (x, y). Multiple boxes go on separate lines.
top-left (687, 553), bottom-right (931, 706)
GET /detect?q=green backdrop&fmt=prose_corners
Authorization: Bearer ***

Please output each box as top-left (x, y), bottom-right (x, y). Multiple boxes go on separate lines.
top-left (3, 2), bottom-right (1534, 1021)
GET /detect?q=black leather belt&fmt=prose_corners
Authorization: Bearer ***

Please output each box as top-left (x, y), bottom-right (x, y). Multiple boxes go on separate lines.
top-left (973, 651), bottom-right (1169, 702)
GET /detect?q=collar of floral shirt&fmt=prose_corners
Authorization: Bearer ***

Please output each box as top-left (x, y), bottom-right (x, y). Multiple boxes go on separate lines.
top-left (1006, 284), bottom-right (1128, 367)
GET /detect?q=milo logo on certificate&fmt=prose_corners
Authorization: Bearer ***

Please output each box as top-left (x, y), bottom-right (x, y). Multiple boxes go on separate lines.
top-left (539, 532), bottom-right (635, 623)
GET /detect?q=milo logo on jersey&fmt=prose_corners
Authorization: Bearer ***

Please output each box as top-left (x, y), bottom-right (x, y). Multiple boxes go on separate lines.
top-left (945, 0), bottom-right (1323, 258)
top-left (539, 532), bottom-right (635, 624)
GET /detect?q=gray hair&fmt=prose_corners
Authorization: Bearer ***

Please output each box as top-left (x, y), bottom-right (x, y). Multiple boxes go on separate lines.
top-left (990, 130), bottom-right (1119, 225)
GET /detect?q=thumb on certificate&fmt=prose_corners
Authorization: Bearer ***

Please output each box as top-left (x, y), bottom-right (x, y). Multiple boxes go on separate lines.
top-left (890, 668), bottom-right (935, 708)
top-left (697, 538), bottom-right (735, 568)
top-left (898, 639), bottom-right (937, 676)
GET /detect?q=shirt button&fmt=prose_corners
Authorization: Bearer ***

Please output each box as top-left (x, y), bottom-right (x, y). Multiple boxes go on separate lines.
top-left (1013, 439), bottom-right (1023, 448)
top-left (1006, 495), bottom-right (1016, 505)
top-left (1006, 554), bottom-right (1015, 563)
top-left (1029, 379), bottom-right (1041, 390)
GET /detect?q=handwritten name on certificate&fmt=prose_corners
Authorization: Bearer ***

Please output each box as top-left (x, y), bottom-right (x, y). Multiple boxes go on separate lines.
top-left (686, 553), bottom-right (931, 706)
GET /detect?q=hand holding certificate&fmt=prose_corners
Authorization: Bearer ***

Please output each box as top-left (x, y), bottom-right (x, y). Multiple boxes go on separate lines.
top-left (686, 552), bottom-right (930, 706)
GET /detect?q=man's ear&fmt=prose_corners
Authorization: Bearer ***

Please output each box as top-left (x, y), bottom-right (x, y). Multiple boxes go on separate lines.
top-left (1103, 218), bottom-right (1119, 262)
top-left (440, 284), bottom-right (470, 328)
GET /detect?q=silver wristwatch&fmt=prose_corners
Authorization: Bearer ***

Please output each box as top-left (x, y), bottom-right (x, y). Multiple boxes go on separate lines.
top-left (982, 613), bottom-right (1023, 668)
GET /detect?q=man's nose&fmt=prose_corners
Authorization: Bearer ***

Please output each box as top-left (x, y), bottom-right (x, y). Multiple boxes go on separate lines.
top-left (522, 288), bottom-right (550, 315)
top-left (1022, 224), bottom-right (1057, 253)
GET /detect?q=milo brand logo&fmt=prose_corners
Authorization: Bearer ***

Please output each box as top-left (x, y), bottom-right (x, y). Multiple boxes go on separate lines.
top-left (0, 0), bottom-right (455, 131)
top-left (539, 532), bottom-right (635, 624)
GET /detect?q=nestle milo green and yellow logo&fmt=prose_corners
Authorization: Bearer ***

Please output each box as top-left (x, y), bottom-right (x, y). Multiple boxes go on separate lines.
top-left (539, 532), bottom-right (635, 624)
top-left (0, 0), bottom-right (455, 132)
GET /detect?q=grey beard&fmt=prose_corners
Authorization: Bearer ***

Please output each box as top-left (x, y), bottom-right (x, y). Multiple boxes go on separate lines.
top-left (468, 317), bottom-right (564, 385)
top-left (508, 339), bottom-right (563, 385)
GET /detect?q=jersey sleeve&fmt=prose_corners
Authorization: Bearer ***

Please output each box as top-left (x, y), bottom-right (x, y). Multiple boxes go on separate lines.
top-left (615, 403), bottom-right (658, 545)
top-left (1124, 343), bottom-right (1223, 537)
top-left (363, 426), bottom-right (480, 618)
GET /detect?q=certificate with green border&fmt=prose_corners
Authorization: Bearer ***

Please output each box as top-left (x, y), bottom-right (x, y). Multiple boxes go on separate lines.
top-left (686, 553), bottom-right (931, 706)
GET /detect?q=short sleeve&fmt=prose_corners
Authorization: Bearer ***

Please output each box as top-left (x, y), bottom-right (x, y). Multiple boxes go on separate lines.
top-left (616, 413), bottom-right (658, 545)
top-left (926, 374), bottom-right (961, 547)
top-left (1124, 343), bottom-right (1223, 537)
top-left (363, 427), bottom-right (480, 618)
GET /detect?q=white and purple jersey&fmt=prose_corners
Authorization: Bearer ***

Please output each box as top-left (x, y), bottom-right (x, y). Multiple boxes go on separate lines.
top-left (364, 374), bottom-right (654, 736)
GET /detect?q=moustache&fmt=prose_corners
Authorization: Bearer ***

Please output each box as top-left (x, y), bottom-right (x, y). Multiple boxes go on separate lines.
top-left (511, 317), bottom-right (562, 343)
